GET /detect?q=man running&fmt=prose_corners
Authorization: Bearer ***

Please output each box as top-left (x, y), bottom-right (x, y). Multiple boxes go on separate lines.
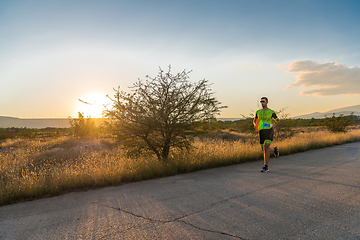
top-left (254, 97), bottom-right (279, 172)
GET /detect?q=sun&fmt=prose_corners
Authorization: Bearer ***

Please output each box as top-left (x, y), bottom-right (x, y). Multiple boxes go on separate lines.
top-left (74, 92), bottom-right (112, 118)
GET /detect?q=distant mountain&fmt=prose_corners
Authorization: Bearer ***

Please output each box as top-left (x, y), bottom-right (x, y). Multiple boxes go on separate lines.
top-left (0, 116), bottom-right (71, 128)
top-left (217, 118), bottom-right (242, 121)
top-left (0, 117), bottom-right (106, 128)
top-left (292, 104), bottom-right (360, 119)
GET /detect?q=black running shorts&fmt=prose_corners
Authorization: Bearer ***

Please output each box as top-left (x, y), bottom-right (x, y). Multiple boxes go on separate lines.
top-left (259, 128), bottom-right (274, 145)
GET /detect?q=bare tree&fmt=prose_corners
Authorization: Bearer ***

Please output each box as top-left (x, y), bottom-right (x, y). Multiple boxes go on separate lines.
top-left (104, 66), bottom-right (226, 161)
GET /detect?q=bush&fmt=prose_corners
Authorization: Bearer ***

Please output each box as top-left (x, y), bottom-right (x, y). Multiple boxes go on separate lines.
top-left (69, 112), bottom-right (97, 138)
top-left (323, 113), bottom-right (353, 133)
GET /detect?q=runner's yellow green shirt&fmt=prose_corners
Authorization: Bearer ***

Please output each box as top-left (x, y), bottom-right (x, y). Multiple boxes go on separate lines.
top-left (254, 109), bottom-right (278, 131)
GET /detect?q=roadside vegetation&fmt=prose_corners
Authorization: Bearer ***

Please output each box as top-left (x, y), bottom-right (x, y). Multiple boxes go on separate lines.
top-left (1, 123), bottom-right (359, 206)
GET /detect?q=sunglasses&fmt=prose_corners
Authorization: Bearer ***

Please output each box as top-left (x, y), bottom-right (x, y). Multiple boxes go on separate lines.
top-left (260, 101), bottom-right (266, 103)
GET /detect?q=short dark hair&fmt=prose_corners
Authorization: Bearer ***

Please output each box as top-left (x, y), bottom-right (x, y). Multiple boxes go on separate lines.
top-left (261, 97), bottom-right (268, 102)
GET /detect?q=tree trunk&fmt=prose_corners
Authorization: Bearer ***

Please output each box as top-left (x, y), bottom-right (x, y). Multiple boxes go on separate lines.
top-left (161, 143), bottom-right (170, 161)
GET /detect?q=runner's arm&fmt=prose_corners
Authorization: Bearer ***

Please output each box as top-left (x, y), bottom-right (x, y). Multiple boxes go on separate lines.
top-left (272, 112), bottom-right (280, 123)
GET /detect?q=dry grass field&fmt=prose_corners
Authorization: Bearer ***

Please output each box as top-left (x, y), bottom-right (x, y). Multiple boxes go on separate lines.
top-left (1, 128), bottom-right (359, 206)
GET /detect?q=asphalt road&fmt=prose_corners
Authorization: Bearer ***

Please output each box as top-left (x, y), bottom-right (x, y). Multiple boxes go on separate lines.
top-left (1, 142), bottom-right (359, 240)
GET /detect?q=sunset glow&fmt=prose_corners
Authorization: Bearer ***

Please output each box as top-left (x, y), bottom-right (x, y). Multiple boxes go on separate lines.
top-left (75, 92), bottom-right (112, 118)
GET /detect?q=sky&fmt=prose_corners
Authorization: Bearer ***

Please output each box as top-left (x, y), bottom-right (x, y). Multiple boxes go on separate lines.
top-left (1, 0), bottom-right (359, 119)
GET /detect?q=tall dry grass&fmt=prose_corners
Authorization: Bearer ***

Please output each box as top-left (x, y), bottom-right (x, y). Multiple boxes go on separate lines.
top-left (1, 129), bottom-right (359, 206)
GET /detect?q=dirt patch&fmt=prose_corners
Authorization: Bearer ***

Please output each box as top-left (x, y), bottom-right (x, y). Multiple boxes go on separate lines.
top-left (49, 138), bottom-right (115, 153)
top-left (69, 141), bottom-right (108, 151)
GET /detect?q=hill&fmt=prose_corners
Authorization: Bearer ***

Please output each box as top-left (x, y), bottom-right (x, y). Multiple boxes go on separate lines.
top-left (0, 117), bottom-right (106, 128)
top-left (292, 104), bottom-right (360, 119)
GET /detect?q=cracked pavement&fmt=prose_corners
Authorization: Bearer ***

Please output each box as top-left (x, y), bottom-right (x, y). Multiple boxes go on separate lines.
top-left (1, 142), bottom-right (360, 239)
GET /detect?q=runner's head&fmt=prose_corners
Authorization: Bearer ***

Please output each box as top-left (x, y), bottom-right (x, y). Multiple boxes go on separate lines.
top-left (260, 97), bottom-right (268, 108)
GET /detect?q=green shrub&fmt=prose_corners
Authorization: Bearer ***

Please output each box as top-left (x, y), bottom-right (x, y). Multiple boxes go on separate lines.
top-left (323, 113), bottom-right (353, 133)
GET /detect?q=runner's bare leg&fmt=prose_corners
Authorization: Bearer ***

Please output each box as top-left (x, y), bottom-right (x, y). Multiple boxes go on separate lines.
top-left (263, 143), bottom-right (274, 166)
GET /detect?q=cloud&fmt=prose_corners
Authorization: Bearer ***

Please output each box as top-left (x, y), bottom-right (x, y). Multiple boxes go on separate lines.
top-left (285, 60), bottom-right (360, 96)
top-left (276, 64), bottom-right (286, 70)
top-left (245, 65), bottom-right (262, 70)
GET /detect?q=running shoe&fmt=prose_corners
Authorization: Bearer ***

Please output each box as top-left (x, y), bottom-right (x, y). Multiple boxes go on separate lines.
top-left (274, 146), bottom-right (279, 158)
top-left (261, 165), bottom-right (269, 172)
